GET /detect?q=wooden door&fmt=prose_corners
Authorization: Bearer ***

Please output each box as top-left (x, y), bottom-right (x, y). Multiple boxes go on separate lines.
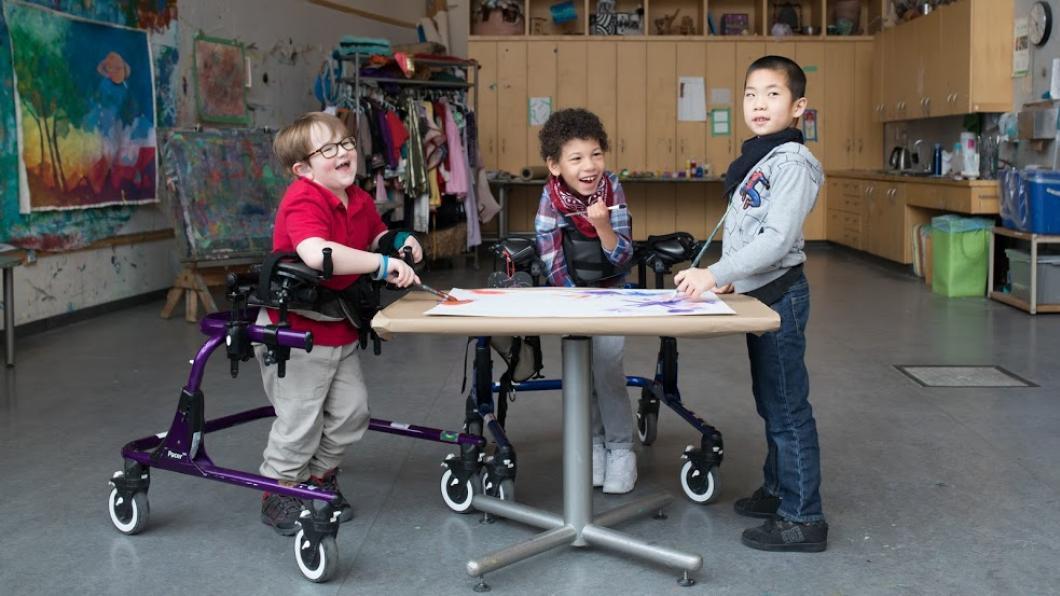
top-left (675, 42), bottom-right (706, 172)
top-left (871, 34), bottom-right (885, 124)
top-left (939, 0), bottom-right (972, 113)
top-left (468, 41), bottom-right (498, 169)
top-left (795, 43), bottom-right (825, 163)
top-left (616, 43), bottom-right (647, 171)
top-left (853, 41), bottom-right (882, 170)
top-left (497, 42), bottom-right (528, 173)
top-left (556, 42), bottom-right (588, 111)
top-left (823, 46), bottom-right (854, 171)
top-left (919, 9), bottom-right (944, 117)
top-left (526, 42), bottom-right (557, 169)
top-left (586, 42), bottom-right (618, 154)
top-left (734, 42), bottom-right (766, 147)
top-left (646, 42), bottom-right (677, 173)
top-left (705, 41), bottom-right (736, 177)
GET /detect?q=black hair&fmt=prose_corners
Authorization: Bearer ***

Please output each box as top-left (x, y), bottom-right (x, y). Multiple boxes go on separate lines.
top-left (538, 108), bottom-right (609, 162)
top-left (746, 55), bottom-right (807, 100)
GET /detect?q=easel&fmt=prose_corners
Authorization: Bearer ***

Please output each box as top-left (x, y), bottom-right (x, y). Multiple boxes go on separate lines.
top-left (160, 256), bottom-right (261, 322)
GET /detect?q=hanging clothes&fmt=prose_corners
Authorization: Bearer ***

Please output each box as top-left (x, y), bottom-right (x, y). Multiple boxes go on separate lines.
top-left (440, 99), bottom-right (469, 196)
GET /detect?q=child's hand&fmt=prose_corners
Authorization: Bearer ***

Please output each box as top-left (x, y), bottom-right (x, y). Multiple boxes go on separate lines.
top-left (401, 236), bottom-right (423, 263)
top-left (673, 267), bottom-right (717, 299)
top-left (387, 258), bottom-right (421, 288)
top-left (586, 201), bottom-right (613, 232)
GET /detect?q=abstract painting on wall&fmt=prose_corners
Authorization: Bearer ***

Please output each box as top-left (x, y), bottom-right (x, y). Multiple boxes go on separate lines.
top-left (193, 34), bottom-right (249, 125)
top-left (4, 1), bottom-right (157, 212)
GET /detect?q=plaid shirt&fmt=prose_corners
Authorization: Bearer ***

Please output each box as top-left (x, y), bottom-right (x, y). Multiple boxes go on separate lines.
top-left (535, 172), bottom-right (633, 288)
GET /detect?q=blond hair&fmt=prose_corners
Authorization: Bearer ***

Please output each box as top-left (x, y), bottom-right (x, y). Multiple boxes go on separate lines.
top-left (273, 112), bottom-right (348, 170)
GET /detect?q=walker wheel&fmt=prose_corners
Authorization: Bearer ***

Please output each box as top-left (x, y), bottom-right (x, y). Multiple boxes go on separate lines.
top-left (636, 388), bottom-right (659, 446)
top-left (679, 461), bottom-right (719, 504)
top-left (440, 468), bottom-right (479, 513)
top-left (108, 488), bottom-right (149, 535)
top-left (482, 471), bottom-right (515, 501)
top-left (294, 529), bottom-right (338, 583)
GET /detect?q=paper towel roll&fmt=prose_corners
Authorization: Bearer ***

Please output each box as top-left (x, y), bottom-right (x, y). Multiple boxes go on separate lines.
top-left (519, 165), bottom-right (549, 180)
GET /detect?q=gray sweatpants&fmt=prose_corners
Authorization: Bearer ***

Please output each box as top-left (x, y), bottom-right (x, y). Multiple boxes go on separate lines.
top-left (591, 335), bottom-right (633, 450)
top-left (254, 316), bottom-right (370, 482)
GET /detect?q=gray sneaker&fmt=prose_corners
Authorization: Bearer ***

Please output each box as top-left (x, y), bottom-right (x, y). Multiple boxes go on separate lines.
top-left (593, 443), bottom-right (606, 487)
top-left (603, 448), bottom-right (637, 494)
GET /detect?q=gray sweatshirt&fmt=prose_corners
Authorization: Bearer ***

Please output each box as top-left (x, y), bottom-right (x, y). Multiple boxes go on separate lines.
top-left (708, 142), bottom-right (823, 293)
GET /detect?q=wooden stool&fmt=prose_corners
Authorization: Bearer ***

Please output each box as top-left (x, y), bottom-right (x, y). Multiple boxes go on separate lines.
top-left (161, 258), bottom-right (260, 322)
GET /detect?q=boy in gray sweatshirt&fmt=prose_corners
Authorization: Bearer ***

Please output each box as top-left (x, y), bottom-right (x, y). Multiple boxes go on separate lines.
top-left (675, 55), bottom-right (827, 552)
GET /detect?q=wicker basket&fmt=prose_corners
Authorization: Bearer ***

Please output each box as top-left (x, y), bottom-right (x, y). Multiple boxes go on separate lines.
top-left (428, 222), bottom-right (467, 260)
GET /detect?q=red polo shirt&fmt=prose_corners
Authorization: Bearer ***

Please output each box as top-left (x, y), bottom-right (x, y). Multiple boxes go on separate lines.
top-left (266, 177), bottom-right (388, 346)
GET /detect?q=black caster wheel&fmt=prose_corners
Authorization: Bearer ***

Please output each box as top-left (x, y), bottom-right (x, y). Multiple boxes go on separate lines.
top-left (440, 466), bottom-right (479, 513)
top-left (294, 529), bottom-right (338, 582)
top-left (636, 387), bottom-right (659, 446)
top-left (680, 461), bottom-right (720, 504)
top-left (107, 488), bottom-right (149, 535)
top-left (482, 471), bottom-right (515, 501)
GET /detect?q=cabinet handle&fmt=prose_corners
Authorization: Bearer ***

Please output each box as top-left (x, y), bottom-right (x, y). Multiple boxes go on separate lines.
top-left (620, 139), bottom-right (625, 153)
top-left (924, 96), bottom-right (931, 112)
top-left (846, 138), bottom-right (851, 153)
top-left (679, 139), bottom-right (685, 156)
top-left (501, 138), bottom-right (506, 154)
top-left (858, 139), bottom-right (863, 153)
top-left (669, 139), bottom-right (673, 154)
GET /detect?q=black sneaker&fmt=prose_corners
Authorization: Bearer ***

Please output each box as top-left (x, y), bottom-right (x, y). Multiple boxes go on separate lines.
top-left (312, 468), bottom-right (353, 523)
top-left (734, 487), bottom-right (781, 518)
top-left (741, 517), bottom-right (828, 553)
top-left (261, 492), bottom-right (306, 536)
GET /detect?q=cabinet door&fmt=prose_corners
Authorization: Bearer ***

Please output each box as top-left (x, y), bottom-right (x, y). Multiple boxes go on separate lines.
top-left (497, 42), bottom-right (528, 173)
top-left (705, 41), bottom-right (736, 176)
top-left (734, 42), bottom-right (766, 148)
top-left (556, 42), bottom-right (587, 111)
top-left (871, 33), bottom-right (885, 123)
top-left (615, 44), bottom-right (647, 171)
top-left (939, 0), bottom-right (971, 113)
top-left (882, 184), bottom-right (906, 263)
top-left (526, 42), bottom-right (557, 168)
top-left (469, 41), bottom-right (498, 169)
top-left (918, 9), bottom-right (944, 117)
top-left (646, 42), bottom-right (677, 173)
top-left (823, 47), bottom-right (854, 171)
top-left (675, 42), bottom-right (706, 172)
top-left (890, 25), bottom-right (915, 120)
top-left (796, 43), bottom-right (826, 162)
top-left (880, 28), bottom-right (898, 121)
top-left (853, 41), bottom-right (882, 170)
top-left (586, 43), bottom-right (618, 151)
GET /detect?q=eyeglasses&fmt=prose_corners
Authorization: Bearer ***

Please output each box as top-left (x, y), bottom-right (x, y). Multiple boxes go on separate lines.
top-left (304, 136), bottom-right (356, 161)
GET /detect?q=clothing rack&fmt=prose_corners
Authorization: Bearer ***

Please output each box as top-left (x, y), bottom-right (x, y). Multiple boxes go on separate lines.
top-left (337, 53), bottom-right (482, 266)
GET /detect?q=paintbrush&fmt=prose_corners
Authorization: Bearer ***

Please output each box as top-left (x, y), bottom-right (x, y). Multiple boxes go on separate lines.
top-left (565, 204), bottom-right (627, 218)
top-left (417, 282), bottom-right (458, 303)
top-left (674, 204), bottom-right (732, 298)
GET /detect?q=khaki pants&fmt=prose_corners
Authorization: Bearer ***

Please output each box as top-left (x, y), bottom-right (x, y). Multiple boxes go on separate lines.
top-left (254, 314), bottom-right (370, 482)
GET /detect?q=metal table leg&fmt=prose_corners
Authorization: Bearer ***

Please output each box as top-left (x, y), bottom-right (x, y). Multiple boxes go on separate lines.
top-left (498, 184), bottom-right (509, 239)
top-left (3, 266), bottom-right (13, 367)
top-left (465, 336), bottom-right (702, 588)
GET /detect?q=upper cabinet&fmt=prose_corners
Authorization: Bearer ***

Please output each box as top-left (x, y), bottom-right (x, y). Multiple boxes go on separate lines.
top-left (876, 0), bottom-right (1013, 122)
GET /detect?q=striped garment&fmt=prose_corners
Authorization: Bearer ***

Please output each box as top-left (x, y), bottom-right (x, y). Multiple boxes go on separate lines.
top-left (534, 172), bottom-right (633, 288)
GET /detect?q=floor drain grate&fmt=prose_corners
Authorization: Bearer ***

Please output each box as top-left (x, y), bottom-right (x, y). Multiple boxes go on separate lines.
top-left (894, 365), bottom-right (1036, 388)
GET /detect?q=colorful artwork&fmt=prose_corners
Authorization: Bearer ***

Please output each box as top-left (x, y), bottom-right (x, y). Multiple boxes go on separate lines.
top-left (162, 129), bottom-right (286, 261)
top-left (193, 34), bottom-right (248, 125)
top-left (425, 288), bottom-right (736, 318)
top-left (5, 1), bottom-right (157, 213)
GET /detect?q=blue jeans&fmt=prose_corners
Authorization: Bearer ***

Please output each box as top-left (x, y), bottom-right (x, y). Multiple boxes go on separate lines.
top-left (745, 275), bottom-right (824, 523)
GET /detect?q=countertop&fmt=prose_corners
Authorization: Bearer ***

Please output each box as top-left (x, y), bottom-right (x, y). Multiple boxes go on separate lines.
top-left (828, 170), bottom-right (1000, 188)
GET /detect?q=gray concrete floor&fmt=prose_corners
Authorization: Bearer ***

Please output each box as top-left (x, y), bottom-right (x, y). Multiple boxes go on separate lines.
top-left (2, 245), bottom-right (1059, 595)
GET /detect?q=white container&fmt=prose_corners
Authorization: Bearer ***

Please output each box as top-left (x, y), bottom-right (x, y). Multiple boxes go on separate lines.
top-left (960, 132), bottom-right (979, 178)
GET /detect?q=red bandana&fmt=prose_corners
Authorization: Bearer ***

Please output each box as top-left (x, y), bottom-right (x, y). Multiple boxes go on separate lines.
top-left (546, 174), bottom-right (613, 238)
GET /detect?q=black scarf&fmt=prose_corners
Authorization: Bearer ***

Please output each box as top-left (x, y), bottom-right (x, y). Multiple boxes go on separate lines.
top-left (723, 128), bottom-right (804, 198)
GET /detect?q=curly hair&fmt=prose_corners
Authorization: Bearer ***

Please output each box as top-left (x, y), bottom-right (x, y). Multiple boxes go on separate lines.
top-left (538, 108), bottom-right (609, 162)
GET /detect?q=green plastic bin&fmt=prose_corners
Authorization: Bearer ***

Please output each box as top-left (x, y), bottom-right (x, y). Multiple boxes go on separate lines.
top-left (931, 215), bottom-right (993, 297)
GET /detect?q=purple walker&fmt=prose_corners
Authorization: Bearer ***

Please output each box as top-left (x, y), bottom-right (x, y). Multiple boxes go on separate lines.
top-left (107, 250), bottom-right (485, 582)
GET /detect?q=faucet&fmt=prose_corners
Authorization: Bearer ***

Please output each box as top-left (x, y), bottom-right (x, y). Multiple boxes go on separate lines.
top-left (911, 139), bottom-right (925, 170)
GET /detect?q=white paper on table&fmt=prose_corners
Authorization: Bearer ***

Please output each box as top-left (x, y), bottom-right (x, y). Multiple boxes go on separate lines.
top-left (678, 76), bottom-right (707, 122)
top-left (425, 288), bottom-right (736, 317)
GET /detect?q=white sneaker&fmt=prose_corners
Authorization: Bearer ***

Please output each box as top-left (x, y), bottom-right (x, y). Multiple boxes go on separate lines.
top-left (592, 443), bottom-right (606, 487)
top-left (603, 448), bottom-right (637, 494)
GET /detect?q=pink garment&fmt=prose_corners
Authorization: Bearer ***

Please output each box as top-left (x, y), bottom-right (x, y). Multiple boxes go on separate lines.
top-left (375, 172), bottom-right (387, 204)
top-left (441, 100), bottom-right (469, 195)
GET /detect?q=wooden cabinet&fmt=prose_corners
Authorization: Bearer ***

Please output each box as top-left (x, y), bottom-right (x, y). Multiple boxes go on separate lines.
top-left (646, 43), bottom-right (677, 172)
top-left (823, 46), bottom-right (854, 170)
top-left (734, 42), bottom-right (765, 148)
top-left (469, 41), bottom-right (498, 169)
top-left (870, 33), bottom-right (885, 123)
top-left (586, 42), bottom-right (618, 146)
top-left (827, 178), bottom-right (864, 250)
top-left (497, 42), bottom-right (528, 173)
top-left (676, 42), bottom-right (707, 171)
top-left (615, 43), bottom-right (647, 172)
top-left (704, 41), bottom-right (736, 175)
top-left (878, 0), bottom-right (1013, 122)
top-left (852, 41), bottom-right (881, 169)
top-left (526, 42), bottom-right (557, 167)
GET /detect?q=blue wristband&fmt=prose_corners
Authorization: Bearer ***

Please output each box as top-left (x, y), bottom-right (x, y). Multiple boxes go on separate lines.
top-left (374, 254), bottom-right (389, 280)
top-left (392, 231), bottom-right (411, 251)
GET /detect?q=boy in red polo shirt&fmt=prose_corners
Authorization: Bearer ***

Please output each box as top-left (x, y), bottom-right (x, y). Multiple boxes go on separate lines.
top-left (257, 112), bottom-right (421, 535)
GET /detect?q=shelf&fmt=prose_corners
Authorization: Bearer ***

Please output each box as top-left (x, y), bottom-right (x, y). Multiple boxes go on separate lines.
top-left (341, 77), bottom-right (472, 89)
